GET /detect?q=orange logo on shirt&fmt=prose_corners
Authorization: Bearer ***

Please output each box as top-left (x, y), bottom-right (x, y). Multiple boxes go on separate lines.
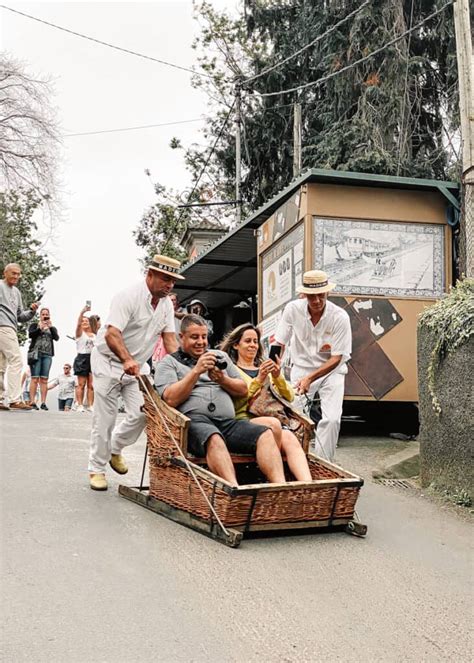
top-left (320, 343), bottom-right (332, 352)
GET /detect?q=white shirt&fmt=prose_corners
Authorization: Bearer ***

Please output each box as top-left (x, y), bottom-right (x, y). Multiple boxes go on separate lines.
top-left (50, 374), bottom-right (76, 400)
top-left (76, 332), bottom-right (96, 354)
top-left (275, 299), bottom-right (352, 374)
top-left (94, 281), bottom-right (175, 369)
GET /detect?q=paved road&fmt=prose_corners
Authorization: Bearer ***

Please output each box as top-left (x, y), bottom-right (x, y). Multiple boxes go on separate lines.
top-left (1, 412), bottom-right (472, 663)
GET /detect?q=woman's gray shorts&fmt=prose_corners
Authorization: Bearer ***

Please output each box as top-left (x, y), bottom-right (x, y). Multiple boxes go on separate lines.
top-left (187, 414), bottom-right (268, 458)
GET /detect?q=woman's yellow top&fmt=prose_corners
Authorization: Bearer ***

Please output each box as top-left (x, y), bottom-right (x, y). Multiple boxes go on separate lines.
top-left (233, 365), bottom-right (294, 420)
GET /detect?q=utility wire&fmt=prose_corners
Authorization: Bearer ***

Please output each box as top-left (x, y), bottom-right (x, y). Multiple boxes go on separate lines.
top-left (1, 4), bottom-right (212, 79)
top-left (162, 100), bottom-right (236, 252)
top-left (253, 1), bottom-right (453, 98)
top-left (64, 118), bottom-right (204, 137)
top-left (243, 0), bottom-right (371, 85)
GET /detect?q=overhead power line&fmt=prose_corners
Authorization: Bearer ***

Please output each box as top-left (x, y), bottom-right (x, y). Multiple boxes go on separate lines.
top-left (0, 4), bottom-right (212, 79)
top-left (253, 1), bottom-right (454, 98)
top-left (64, 117), bottom-right (204, 137)
top-left (162, 100), bottom-right (236, 252)
top-left (243, 0), bottom-right (371, 85)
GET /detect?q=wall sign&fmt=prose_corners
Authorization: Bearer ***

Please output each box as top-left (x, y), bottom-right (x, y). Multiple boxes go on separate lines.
top-left (258, 190), bottom-right (301, 254)
top-left (313, 217), bottom-right (445, 298)
top-left (262, 223), bottom-right (304, 317)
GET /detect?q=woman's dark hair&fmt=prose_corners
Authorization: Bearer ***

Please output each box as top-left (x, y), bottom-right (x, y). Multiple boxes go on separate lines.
top-left (219, 323), bottom-right (263, 365)
top-left (88, 315), bottom-right (100, 335)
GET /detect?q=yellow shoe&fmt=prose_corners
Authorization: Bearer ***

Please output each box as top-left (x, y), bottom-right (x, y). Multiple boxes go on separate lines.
top-left (89, 473), bottom-right (108, 491)
top-left (109, 454), bottom-right (128, 475)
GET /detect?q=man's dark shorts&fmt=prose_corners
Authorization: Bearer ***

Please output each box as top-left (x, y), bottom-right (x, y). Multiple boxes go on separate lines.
top-left (187, 414), bottom-right (268, 457)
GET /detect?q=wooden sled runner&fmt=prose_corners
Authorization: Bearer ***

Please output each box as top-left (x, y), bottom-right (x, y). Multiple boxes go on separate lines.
top-left (119, 376), bottom-right (367, 548)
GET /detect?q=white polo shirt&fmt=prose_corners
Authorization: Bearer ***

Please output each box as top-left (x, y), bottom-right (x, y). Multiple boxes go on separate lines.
top-left (93, 280), bottom-right (175, 373)
top-left (50, 374), bottom-right (76, 400)
top-left (275, 299), bottom-right (352, 374)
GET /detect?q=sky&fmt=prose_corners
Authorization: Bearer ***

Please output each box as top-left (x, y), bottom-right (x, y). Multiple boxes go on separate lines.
top-left (1, 0), bottom-right (237, 376)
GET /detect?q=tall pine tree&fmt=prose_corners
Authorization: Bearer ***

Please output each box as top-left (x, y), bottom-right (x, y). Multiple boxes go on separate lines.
top-left (135, 0), bottom-right (459, 256)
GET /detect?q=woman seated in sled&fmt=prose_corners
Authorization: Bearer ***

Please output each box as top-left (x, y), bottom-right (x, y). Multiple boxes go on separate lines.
top-left (220, 323), bottom-right (312, 481)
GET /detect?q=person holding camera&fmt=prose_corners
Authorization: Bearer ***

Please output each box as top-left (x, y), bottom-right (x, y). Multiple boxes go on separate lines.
top-left (155, 314), bottom-right (288, 486)
top-left (27, 307), bottom-right (59, 410)
top-left (186, 299), bottom-right (214, 346)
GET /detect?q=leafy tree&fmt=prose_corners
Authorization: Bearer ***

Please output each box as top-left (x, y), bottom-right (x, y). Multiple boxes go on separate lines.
top-left (0, 189), bottom-right (59, 343)
top-left (135, 0), bottom-right (460, 259)
top-left (134, 182), bottom-right (188, 264)
top-left (134, 171), bottom-right (230, 264)
top-left (192, 0), bottom-right (459, 208)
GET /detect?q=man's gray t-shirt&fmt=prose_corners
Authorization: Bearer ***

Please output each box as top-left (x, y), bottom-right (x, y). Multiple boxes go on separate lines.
top-left (0, 281), bottom-right (35, 330)
top-left (154, 350), bottom-right (242, 419)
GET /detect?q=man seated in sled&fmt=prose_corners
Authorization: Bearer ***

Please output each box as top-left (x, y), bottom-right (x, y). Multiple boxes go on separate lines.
top-left (154, 314), bottom-right (287, 486)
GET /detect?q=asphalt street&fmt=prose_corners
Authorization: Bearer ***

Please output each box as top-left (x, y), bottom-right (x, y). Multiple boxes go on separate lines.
top-left (1, 411), bottom-right (472, 663)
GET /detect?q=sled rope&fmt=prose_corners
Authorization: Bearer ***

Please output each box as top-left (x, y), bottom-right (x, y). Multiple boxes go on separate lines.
top-left (138, 375), bottom-right (230, 537)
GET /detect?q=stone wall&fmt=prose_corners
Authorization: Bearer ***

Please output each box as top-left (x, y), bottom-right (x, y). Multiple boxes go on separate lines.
top-left (418, 330), bottom-right (473, 498)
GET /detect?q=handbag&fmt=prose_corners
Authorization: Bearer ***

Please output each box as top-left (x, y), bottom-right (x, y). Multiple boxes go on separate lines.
top-left (27, 346), bottom-right (39, 365)
top-left (248, 381), bottom-right (301, 432)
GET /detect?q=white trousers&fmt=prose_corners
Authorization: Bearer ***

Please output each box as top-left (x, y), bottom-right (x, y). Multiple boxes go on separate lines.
top-left (292, 367), bottom-right (345, 461)
top-left (88, 374), bottom-right (146, 474)
top-left (0, 327), bottom-right (23, 403)
top-left (0, 350), bottom-right (5, 402)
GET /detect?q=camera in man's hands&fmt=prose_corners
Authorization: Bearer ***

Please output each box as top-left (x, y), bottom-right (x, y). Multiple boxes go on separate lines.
top-left (213, 356), bottom-right (227, 371)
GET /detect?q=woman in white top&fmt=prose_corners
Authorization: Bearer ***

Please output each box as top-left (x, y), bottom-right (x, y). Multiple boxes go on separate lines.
top-left (73, 306), bottom-right (98, 411)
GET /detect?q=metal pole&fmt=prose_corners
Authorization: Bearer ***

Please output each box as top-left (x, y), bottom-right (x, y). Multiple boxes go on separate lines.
top-left (293, 102), bottom-right (302, 178)
top-left (453, 0), bottom-right (474, 278)
top-left (235, 80), bottom-right (242, 226)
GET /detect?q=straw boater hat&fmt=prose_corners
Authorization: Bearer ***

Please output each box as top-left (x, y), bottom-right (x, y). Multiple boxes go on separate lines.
top-left (148, 254), bottom-right (185, 280)
top-left (296, 269), bottom-right (336, 295)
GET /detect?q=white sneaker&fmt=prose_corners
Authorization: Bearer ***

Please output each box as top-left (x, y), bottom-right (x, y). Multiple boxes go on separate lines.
top-left (77, 405), bottom-right (85, 412)
top-left (85, 406), bottom-right (93, 413)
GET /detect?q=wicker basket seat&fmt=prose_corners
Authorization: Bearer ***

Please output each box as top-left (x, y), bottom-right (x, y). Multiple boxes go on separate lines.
top-left (139, 377), bottom-right (364, 535)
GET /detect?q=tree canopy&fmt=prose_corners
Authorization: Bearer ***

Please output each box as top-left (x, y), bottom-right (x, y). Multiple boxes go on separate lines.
top-left (135, 0), bottom-right (459, 259)
top-left (0, 189), bottom-right (59, 343)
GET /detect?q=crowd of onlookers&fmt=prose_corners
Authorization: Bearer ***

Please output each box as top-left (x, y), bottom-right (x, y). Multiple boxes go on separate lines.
top-left (2, 257), bottom-right (351, 492)
top-left (9, 303), bottom-right (101, 412)
top-left (0, 263), bottom-right (104, 413)
top-left (0, 263), bottom-right (210, 413)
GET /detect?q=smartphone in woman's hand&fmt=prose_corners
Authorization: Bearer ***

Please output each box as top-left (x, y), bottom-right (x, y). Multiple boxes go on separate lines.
top-left (269, 345), bottom-right (282, 361)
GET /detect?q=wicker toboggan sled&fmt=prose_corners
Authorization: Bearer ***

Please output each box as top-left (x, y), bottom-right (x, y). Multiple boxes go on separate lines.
top-left (119, 376), bottom-right (366, 548)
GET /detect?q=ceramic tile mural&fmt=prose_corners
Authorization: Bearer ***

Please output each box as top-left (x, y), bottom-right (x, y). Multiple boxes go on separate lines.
top-left (314, 217), bottom-right (445, 298)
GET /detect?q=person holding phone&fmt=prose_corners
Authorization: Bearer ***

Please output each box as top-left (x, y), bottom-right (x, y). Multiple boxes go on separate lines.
top-left (220, 323), bottom-right (312, 481)
top-left (73, 305), bottom-right (99, 412)
top-left (274, 270), bottom-right (352, 461)
top-left (27, 307), bottom-right (59, 410)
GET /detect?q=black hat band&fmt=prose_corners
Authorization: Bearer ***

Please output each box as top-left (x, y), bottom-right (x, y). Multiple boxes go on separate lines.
top-left (150, 261), bottom-right (179, 274)
top-left (303, 280), bottom-right (328, 288)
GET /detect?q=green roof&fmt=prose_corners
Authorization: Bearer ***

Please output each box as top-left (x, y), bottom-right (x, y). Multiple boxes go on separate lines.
top-left (180, 168), bottom-right (459, 275)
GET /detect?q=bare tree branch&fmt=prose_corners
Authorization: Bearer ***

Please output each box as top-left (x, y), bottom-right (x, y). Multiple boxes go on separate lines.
top-left (0, 52), bottom-right (62, 215)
